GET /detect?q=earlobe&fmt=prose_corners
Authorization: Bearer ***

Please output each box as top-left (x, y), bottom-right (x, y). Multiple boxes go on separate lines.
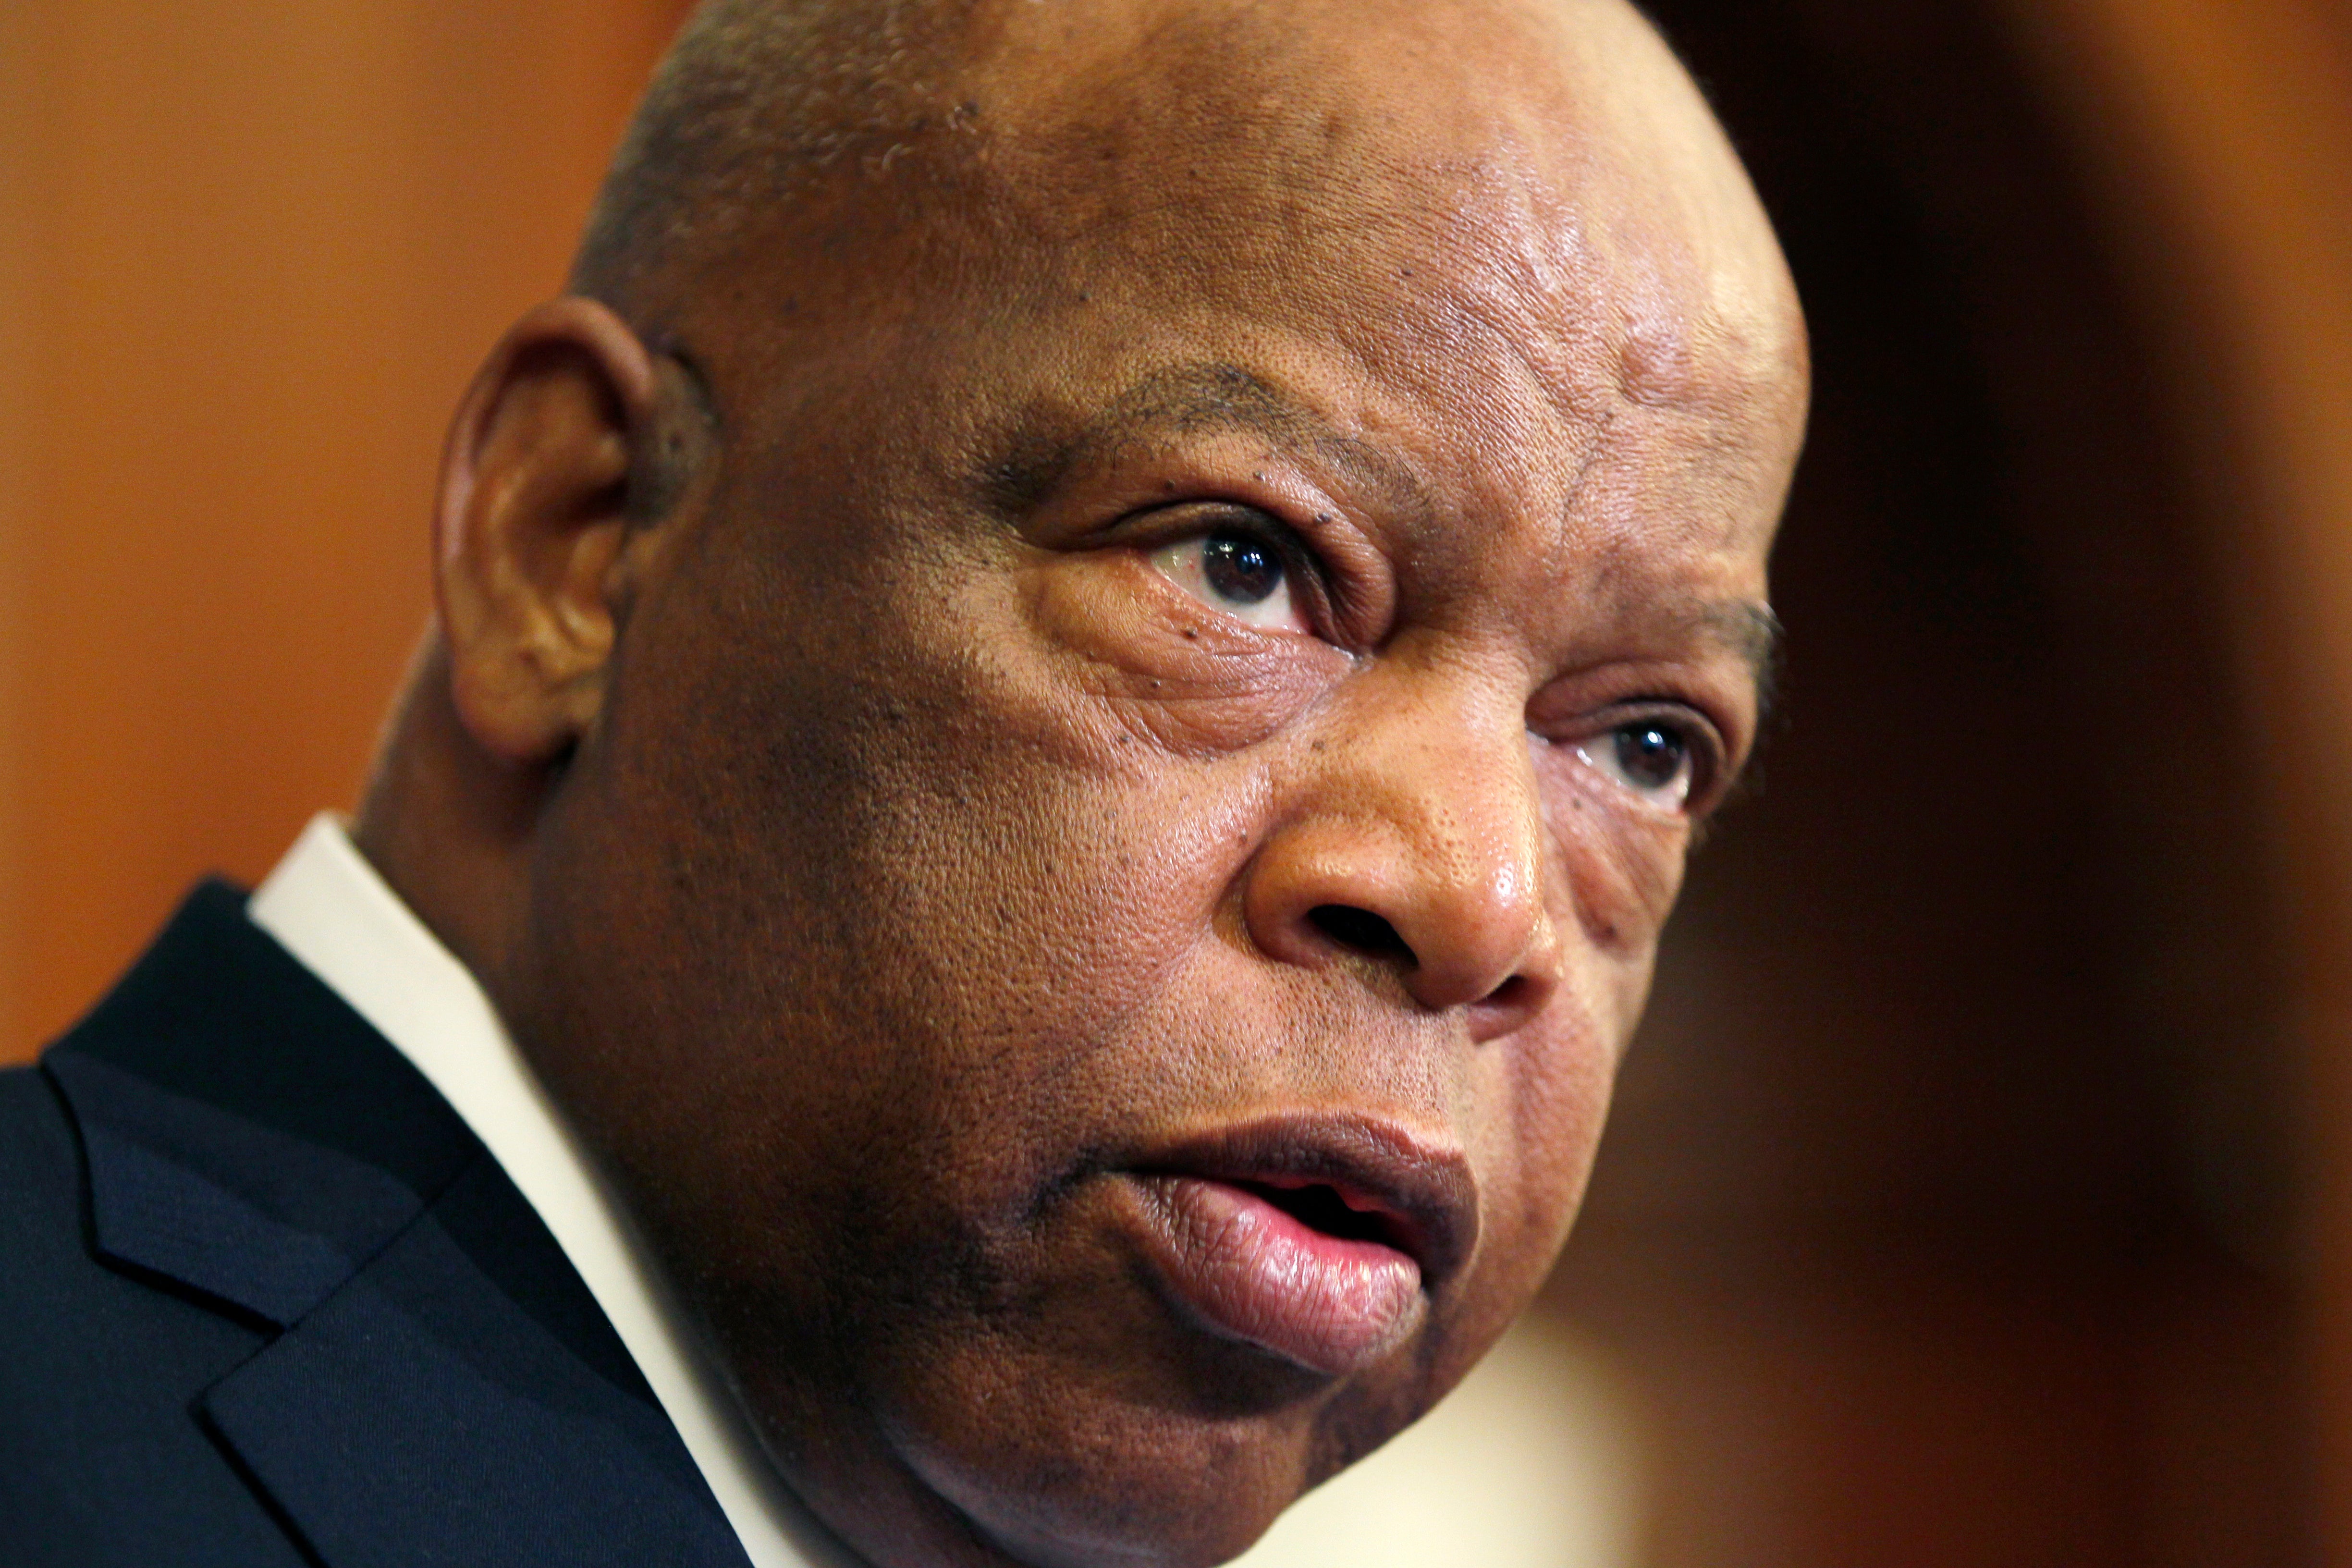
top-left (434, 297), bottom-right (666, 767)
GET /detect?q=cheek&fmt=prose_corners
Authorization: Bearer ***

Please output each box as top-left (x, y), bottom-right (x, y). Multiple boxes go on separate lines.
top-left (1533, 748), bottom-right (1690, 959)
top-left (1504, 1007), bottom-right (1618, 1225)
top-left (527, 553), bottom-right (1304, 1357)
top-left (720, 640), bottom-right (1282, 1208)
top-left (1450, 999), bottom-right (1620, 1347)
top-left (1021, 549), bottom-right (1351, 755)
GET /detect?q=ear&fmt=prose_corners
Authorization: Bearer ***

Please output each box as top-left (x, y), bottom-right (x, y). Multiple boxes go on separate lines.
top-left (433, 297), bottom-right (669, 766)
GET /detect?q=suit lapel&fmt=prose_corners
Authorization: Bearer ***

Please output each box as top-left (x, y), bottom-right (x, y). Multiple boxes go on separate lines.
top-left (45, 882), bottom-right (750, 1568)
top-left (47, 1048), bottom-right (428, 1326)
top-left (200, 1155), bottom-right (747, 1567)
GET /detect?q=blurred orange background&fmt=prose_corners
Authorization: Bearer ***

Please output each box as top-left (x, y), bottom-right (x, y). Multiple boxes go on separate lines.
top-left (0, 0), bottom-right (685, 1053)
top-left (5, 1), bottom-right (2352, 1564)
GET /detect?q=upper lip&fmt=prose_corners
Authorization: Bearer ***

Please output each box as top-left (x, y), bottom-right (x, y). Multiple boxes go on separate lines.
top-left (1131, 1114), bottom-right (1479, 1286)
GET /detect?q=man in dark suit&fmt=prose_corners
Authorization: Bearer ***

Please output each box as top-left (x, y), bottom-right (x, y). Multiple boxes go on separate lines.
top-left (0, 0), bottom-right (1808, 1563)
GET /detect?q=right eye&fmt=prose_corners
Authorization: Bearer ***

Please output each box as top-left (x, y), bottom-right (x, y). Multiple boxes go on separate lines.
top-left (1151, 529), bottom-right (1311, 633)
top-left (1575, 721), bottom-right (1698, 810)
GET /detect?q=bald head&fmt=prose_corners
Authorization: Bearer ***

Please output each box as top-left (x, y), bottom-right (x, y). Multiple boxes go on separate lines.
top-left (373, 4), bottom-right (1803, 1565)
top-left (575, 0), bottom-right (1796, 385)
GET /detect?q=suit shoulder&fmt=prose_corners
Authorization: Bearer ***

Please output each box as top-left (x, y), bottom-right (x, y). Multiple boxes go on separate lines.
top-left (0, 1064), bottom-right (305, 1566)
top-left (0, 1064), bottom-right (77, 1229)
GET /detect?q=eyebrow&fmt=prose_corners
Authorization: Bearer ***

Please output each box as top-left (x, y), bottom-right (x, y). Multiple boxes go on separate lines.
top-left (1695, 599), bottom-right (1785, 724)
top-left (980, 362), bottom-right (1435, 527)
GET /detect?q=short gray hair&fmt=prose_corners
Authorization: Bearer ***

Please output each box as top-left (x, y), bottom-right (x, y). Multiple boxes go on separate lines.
top-left (571, 0), bottom-right (987, 306)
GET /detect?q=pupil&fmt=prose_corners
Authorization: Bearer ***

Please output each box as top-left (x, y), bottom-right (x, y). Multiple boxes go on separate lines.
top-left (1615, 724), bottom-right (1686, 790)
top-left (1201, 532), bottom-right (1282, 604)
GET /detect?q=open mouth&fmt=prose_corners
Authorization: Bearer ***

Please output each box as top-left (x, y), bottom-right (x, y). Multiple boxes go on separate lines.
top-left (1227, 1175), bottom-right (1416, 1252)
top-left (1120, 1116), bottom-right (1478, 1377)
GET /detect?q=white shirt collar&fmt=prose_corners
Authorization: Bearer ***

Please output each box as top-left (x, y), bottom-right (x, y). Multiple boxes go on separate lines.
top-left (249, 813), bottom-right (862, 1568)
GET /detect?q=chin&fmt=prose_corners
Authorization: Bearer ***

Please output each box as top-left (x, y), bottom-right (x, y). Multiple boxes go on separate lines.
top-left (706, 1088), bottom-right (1538, 1568)
top-left (842, 1193), bottom-right (1465, 1568)
top-left (889, 1387), bottom-right (1342, 1568)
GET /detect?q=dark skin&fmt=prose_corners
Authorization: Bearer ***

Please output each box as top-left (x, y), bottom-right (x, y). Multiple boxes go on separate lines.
top-left (355, 0), bottom-right (1807, 1564)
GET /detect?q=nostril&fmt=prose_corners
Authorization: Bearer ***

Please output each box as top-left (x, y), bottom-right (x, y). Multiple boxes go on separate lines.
top-left (1482, 974), bottom-right (1530, 1009)
top-left (1308, 904), bottom-right (1417, 965)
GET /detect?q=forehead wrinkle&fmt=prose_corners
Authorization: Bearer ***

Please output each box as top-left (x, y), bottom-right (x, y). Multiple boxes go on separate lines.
top-left (1540, 361), bottom-right (1791, 587)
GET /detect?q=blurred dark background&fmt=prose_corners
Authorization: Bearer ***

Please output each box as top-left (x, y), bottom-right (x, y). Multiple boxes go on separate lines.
top-left (6, 1), bottom-right (2352, 1563)
top-left (1551, 3), bottom-right (2324, 1562)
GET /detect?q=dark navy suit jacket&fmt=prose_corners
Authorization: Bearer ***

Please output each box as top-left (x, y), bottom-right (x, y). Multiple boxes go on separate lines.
top-left (0, 882), bottom-right (754, 1566)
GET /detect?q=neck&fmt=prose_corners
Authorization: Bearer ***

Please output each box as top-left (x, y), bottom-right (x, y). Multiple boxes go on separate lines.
top-left (351, 633), bottom-right (551, 1016)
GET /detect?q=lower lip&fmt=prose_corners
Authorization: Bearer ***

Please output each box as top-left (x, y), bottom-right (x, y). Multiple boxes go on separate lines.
top-left (1131, 1174), bottom-right (1424, 1377)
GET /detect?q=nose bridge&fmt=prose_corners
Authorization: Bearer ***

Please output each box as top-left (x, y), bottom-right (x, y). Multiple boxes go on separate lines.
top-left (1247, 657), bottom-right (1559, 1018)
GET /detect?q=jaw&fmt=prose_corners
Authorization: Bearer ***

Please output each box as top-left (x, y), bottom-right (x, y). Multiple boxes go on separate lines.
top-left (872, 1323), bottom-right (1428, 1568)
top-left (695, 1135), bottom-right (1572, 1568)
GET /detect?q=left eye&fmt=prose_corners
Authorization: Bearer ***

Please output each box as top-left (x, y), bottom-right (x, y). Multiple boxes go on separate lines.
top-left (1576, 721), bottom-right (1697, 809)
top-left (1151, 529), bottom-right (1309, 632)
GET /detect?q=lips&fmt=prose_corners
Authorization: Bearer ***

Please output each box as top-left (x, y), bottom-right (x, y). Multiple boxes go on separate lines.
top-left (1123, 1116), bottom-right (1478, 1377)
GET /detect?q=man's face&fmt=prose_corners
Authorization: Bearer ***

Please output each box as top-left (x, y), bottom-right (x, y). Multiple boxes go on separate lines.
top-left (508, 3), bottom-right (1804, 1564)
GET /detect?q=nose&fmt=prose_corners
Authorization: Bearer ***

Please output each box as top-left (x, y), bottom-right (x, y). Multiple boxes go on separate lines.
top-left (1242, 697), bottom-right (1560, 1032)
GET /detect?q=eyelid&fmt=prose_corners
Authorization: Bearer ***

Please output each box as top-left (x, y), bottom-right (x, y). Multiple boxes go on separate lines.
top-left (1126, 501), bottom-right (1349, 645)
top-left (1551, 700), bottom-right (1735, 813)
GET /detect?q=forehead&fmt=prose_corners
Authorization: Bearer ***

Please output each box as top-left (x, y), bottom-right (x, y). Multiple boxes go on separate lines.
top-left (674, 0), bottom-right (1803, 646)
top-left (961, 0), bottom-right (1801, 365)
top-left (941, 0), bottom-right (1806, 547)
